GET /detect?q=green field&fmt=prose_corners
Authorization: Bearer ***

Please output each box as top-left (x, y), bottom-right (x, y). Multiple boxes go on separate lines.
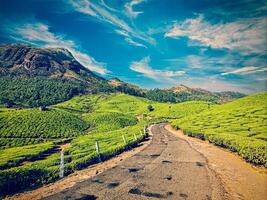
top-left (172, 92), bottom-right (267, 167)
top-left (0, 92), bottom-right (266, 196)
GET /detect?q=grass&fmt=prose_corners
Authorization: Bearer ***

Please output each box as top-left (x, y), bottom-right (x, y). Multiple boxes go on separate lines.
top-left (150, 101), bottom-right (214, 119)
top-left (171, 92), bottom-right (267, 167)
top-left (0, 108), bottom-right (89, 139)
top-left (0, 92), bottom-right (266, 196)
top-left (0, 142), bottom-right (55, 170)
top-left (0, 120), bottom-right (149, 195)
top-left (83, 112), bottom-right (138, 132)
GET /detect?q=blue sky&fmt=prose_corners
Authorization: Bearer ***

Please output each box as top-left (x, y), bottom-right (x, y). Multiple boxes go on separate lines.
top-left (0, 0), bottom-right (266, 93)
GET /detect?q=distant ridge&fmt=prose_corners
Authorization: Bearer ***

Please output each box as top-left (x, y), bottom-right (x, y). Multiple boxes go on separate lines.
top-left (164, 84), bottom-right (246, 103)
top-left (108, 77), bottom-right (146, 96)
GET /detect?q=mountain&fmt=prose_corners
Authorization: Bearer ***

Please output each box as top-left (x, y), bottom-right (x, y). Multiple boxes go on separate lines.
top-left (0, 44), bottom-right (103, 83)
top-left (0, 43), bottom-right (246, 107)
top-left (168, 84), bottom-right (212, 94)
top-left (0, 44), bottom-right (112, 107)
top-left (108, 78), bottom-right (146, 96)
top-left (145, 85), bottom-right (246, 104)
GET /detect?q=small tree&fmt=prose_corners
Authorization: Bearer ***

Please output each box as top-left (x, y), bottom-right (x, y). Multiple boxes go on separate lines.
top-left (2, 99), bottom-right (14, 108)
top-left (147, 105), bottom-right (154, 112)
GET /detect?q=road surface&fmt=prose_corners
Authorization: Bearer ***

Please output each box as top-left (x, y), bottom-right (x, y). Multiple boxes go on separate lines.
top-left (44, 123), bottom-right (225, 200)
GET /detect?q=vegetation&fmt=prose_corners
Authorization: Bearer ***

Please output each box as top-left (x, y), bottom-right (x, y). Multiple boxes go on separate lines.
top-left (0, 77), bottom-right (85, 107)
top-left (0, 108), bottom-right (89, 139)
top-left (0, 142), bottom-right (54, 170)
top-left (171, 92), bottom-right (267, 167)
top-left (0, 120), bottom-right (149, 196)
top-left (0, 92), bottom-right (265, 197)
top-left (145, 88), bottom-right (245, 104)
top-left (147, 105), bottom-right (154, 112)
top-left (83, 112), bottom-right (138, 132)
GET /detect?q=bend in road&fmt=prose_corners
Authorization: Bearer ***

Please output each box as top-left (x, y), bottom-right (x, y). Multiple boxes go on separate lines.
top-left (44, 123), bottom-right (226, 200)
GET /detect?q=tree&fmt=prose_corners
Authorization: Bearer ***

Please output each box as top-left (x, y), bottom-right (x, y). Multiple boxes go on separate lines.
top-left (147, 105), bottom-right (154, 112)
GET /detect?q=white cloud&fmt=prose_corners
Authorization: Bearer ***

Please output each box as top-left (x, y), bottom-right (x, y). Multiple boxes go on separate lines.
top-left (7, 22), bottom-right (109, 75)
top-left (115, 29), bottom-right (147, 48)
top-left (130, 56), bottom-right (185, 82)
top-left (186, 55), bottom-right (203, 69)
top-left (221, 66), bottom-right (267, 75)
top-left (183, 77), bottom-right (251, 93)
top-left (125, 0), bottom-right (145, 18)
top-left (68, 0), bottom-right (155, 47)
top-left (165, 14), bottom-right (267, 55)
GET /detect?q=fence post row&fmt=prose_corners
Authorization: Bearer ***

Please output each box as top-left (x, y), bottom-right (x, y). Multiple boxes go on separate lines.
top-left (59, 149), bottom-right (64, 178)
top-left (95, 141), bottom-right (101, 162)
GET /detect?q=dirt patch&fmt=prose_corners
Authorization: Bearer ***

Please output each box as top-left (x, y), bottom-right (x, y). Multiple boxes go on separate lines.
top-left (59, 143), bottom-right (71, 150)
top-left (90, 179), bottom-right (104, 184)
top-left (128, 187), bottom-right (165, 199)
top-left (106, 182), bottom-right (120, 188)
top-left (76, 194), bottom-right (97, 200)
top-left (128, 187), bottom-right (142, 195)
top-left (150, 153), bottom-right (160, 158)
top-left (164, 175), bottom-right (172, 180)
top-left (162, 160), bottom-right (172, 164)
top-left (196, 161), bottom-right (205, 167)
top-left (128, 167), bottom-right (142, 173)
top-left (179, 193), bottom-right (188, 199)
top-left (142, 191), bottom-right (164, 198)
top-left (165, 124), bottom-right (267, 200)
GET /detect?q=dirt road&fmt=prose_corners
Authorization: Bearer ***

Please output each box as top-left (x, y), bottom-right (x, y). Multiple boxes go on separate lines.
top-left (43, 123), bottom-right (225, 200)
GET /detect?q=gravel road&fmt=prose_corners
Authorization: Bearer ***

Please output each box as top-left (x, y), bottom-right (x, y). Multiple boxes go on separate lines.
top-left (44, 123), bottom-right (225, 200)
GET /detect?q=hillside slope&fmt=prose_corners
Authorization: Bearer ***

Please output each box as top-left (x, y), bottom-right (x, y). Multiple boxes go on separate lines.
top-left (0, 44), bottom-right (111, 107)
top-left (172, 92), bottom-right (267, 166)
top-left (165, 84), bottom-right (246, 103)
top-left (0, 44), bottom-right (101, 82)
top-left (108, 78), bottom-right (146, 96)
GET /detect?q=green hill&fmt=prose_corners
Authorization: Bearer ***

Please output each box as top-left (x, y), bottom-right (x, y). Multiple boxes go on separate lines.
top-left (0, 92), bottom-right (265, 196)
top-left (0, 44), bottom-right (112, 108)
top-left (172, 92), bottom-right (267, 166)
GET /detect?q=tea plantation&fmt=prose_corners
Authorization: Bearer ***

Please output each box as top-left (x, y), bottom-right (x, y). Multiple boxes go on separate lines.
top-left (172, 92), bottom-right (267, 166)
top-left (0, 92), bottom-right (266, 196)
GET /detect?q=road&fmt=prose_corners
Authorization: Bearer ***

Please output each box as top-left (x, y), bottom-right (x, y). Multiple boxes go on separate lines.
top-left (44, 123), bottom-right (225, 200)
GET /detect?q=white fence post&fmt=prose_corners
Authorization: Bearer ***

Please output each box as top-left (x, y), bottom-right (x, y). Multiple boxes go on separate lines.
top-left (122, 134), bottom-right (127, 145)
top-left (134, 133), bottom-right (137, 141)
top-left (59, 149), bottom-right (64, 178)
top-left (143, 125), bottom-right (146, 135)
top-left (96, 141), bottom-right (101, 162)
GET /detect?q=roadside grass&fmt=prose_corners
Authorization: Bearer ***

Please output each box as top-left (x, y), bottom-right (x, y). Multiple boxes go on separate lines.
top-left (150, 101), bottom-right (215, 119)
top-left (171, 92), bottom-right (267, 167)
top-left (0, 120), bottom-right (149, 196)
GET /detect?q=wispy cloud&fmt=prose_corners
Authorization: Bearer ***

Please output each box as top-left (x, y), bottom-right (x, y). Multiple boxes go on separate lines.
top-left (165, 14), bottom-right (267, 55)
top-left (6, 21), bottom-right (109, 75)
top-left (221, 66), bottom-right (267, 75)
top-left (130, 56), bottom-right (185, 82)
top-left (68, 0), bottom-right (154, 47)
top-left (125, 0), bottom-right (146, 18)
top-left (182, 77), bottom-right (252, 93)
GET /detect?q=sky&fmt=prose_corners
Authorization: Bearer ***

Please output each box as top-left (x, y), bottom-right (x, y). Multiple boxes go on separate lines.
top-left (0, 0), bottom-right (266, 93)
